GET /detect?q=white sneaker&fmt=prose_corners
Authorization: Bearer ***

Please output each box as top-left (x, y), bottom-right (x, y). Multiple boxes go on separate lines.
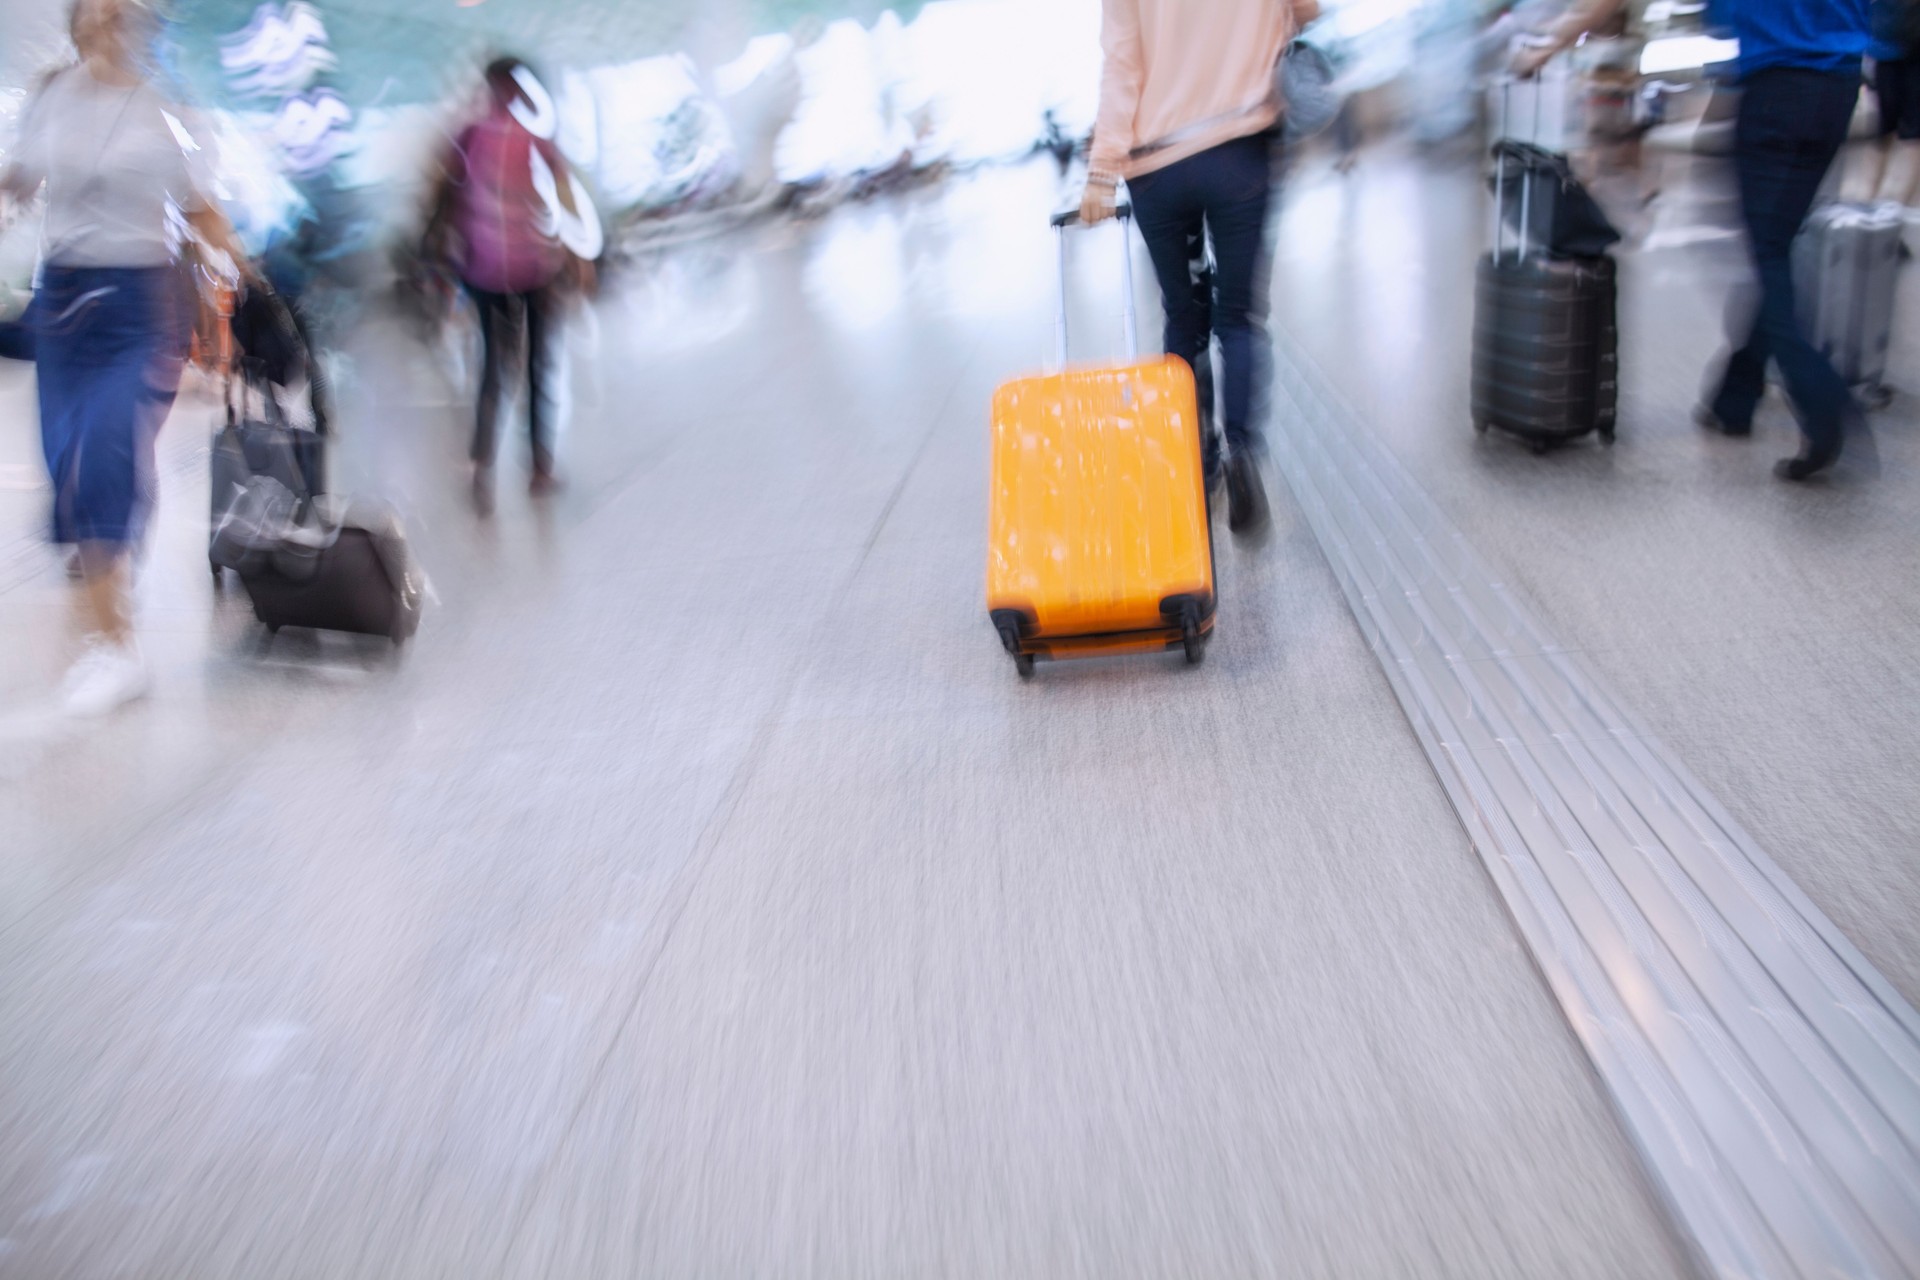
top-left (60, 638), bottom-right (150, 717)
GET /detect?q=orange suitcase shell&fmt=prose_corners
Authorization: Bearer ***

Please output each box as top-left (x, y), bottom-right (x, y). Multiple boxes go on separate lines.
top-left (986, 208), bottom-right (1215, 676)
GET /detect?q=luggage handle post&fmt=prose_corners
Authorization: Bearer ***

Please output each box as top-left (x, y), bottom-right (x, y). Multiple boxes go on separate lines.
top-left (1050, 198), bottom-right (1136, 366)
top-left (1054, 223), bottom-right (1070, 369)
top-left (1494, 80), bottom-right (1508, 264)
top-left (1493, 61), bottom-right (1547, 264)
top-left (1518, 68), bottom-right (1542, 261)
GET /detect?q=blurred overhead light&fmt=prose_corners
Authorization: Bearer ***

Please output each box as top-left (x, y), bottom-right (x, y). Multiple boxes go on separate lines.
top-left (1639, 34), bottom-right (1738, 74)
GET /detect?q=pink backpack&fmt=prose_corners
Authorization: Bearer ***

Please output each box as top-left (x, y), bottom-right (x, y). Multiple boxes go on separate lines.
top-left (450, 113), bottom-right (565, 294)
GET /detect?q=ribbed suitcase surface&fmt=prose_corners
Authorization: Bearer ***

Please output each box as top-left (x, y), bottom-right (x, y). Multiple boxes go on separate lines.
top-left (1471, 253), bottom-right (1617, 442)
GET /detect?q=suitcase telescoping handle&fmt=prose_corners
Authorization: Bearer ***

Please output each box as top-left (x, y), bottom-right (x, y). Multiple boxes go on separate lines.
top-left (1492, 71), bottom-right (1547, 265)
top-left (1050, 200), bottom-right (1137, 368)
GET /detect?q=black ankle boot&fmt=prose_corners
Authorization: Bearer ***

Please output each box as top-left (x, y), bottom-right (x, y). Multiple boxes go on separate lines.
top-left (1226, 455), bottom-right (1270, 535)
top-left (1774, 422), bottom-right (1845, 481)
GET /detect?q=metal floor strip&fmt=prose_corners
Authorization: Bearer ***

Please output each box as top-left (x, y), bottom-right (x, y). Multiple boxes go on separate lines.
top-left (1267, 337), bottom-right (1920, 1280)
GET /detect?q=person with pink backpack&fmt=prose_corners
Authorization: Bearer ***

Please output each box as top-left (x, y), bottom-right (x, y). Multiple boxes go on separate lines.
top-left (428, 58), bottom-right (593, 513)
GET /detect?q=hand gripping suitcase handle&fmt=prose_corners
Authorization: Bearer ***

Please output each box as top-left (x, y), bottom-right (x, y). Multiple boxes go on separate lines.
top-left (1051, 200), bottom-right (1137, 368)
top-left (1048, 200), bottom-right (1132, 227)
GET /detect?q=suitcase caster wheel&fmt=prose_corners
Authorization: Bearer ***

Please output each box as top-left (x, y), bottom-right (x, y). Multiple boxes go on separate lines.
top-left (1015, 653), bottom-right (1035, 679)
top-left (1598, 428), bottom-right (1615, 446)
top-left (1181, 608), bottom-right (1206, 665)
top-left (1472, 417), bottom-right (1490, 436)
top-left (211, 564), bottom-right (223, 588)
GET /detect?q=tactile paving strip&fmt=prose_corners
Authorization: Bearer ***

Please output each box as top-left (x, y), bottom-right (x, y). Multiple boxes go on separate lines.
top-left (1269, 337), bottom-right (1920, 1280)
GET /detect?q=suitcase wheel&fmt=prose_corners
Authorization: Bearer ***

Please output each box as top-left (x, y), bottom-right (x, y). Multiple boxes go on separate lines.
top-left (1598, 426), bottom-right (1616, 445)
top-left (991, 608), bottom-right (1035, 676)
top-left (1178, 601), bottom-right (1205, 667)
top-left (1472, 416), bottom-right (1490, 435)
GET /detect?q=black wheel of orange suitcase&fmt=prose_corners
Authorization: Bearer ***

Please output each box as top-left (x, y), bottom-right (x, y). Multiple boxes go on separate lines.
top-left (1182, 620), bottom-right (1204, 666)
top-left (1015, 653), bottom-right (1035, 679)
top-left (1472, 416), bottom-right (1490, 435)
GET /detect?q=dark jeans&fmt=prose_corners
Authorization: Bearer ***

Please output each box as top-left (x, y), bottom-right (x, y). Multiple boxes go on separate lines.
top-left (1709, 67), bottom-right (1859, 454)
top-left (467, 283), bottom-right (555, 471)
top-left (1127, 131), bottom-right (1276, 468)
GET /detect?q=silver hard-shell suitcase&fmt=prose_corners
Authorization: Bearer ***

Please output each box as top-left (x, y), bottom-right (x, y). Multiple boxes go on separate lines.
top-left (1793, 201), bottom-right (1901, 406)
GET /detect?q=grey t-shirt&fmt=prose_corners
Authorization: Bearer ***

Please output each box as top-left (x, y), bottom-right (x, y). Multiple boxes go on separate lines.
top-left (10, 66), bottom-right (213, 269)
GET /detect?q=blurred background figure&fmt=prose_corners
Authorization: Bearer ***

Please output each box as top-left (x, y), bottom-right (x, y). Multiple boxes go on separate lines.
top-left (1862, 0), bottom-right (1920, 207)
top-left (426, 57), bottom-right (591, 515)
top-left (1518, 0), bottom-right (1874, 479)
top-left (0, 0), bottom-right (244, 715)
top-left (1079, 0), bottom-right (1320, 537)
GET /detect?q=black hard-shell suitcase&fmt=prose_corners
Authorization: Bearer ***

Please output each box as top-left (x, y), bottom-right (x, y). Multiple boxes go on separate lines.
top-left (1470, 83), bottom-right (1620, 451)
top-left (1472, 253), bottom-right (1617, 445)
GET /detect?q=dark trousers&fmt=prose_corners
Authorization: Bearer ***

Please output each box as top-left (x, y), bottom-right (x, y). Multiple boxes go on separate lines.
top-left (467, 284), bottom-right (555, 471)
top-left (1127, 131), bottom-right (1276, 467)
top-left (1708, 67), bottom-right (1860, 454)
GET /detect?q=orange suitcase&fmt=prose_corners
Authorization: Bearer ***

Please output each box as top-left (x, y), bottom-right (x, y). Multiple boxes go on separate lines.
top-left (986, 205), bottom-right (1215, 678)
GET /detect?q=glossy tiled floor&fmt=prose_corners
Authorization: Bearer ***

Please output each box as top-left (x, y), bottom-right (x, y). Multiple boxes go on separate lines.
top-left (0, 144), bottom-right (1910, 1277)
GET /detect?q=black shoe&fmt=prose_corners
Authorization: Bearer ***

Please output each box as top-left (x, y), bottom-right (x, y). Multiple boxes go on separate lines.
top-left (1694, 404), bottom-right (1750, 437)
top-left (1225, 455), bottom-right (1270, 536)
top-left (1774, 455), bottom-right (1828, 481)
top-left (1774, 441), bottom-right (1843, 481)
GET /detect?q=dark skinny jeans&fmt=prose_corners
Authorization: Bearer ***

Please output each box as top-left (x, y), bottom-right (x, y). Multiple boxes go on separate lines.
top-left (467, 283), bottom-right (556, 472)
top-left (1126, 130), bottom-right (1276, 469)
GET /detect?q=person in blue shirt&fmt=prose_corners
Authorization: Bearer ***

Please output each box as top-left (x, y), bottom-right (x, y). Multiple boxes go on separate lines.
top-left (1518, 0), bottom-right (1873, 480)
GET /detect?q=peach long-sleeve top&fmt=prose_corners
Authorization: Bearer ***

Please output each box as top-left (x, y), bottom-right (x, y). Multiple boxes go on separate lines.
top-left (1088, 0), bottom-right (1320, 182)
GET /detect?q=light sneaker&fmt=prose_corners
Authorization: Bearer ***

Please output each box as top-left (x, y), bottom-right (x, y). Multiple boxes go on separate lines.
top-left (60, 638), bottom-right (150, 717)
